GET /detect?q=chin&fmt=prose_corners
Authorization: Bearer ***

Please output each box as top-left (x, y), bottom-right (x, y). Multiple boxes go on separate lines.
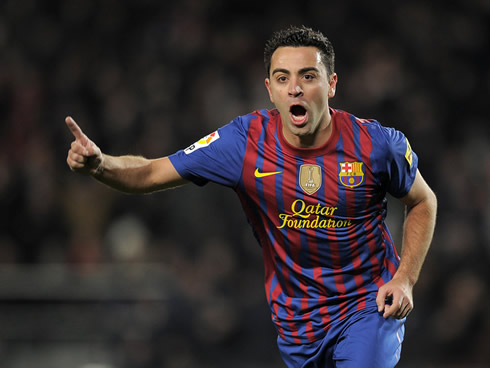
top-left (288, 123), bottom-right (311, 136)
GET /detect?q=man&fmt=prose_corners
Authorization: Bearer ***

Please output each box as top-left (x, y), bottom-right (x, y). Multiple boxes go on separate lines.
top-left (66, 26), bottom-right (437, 367)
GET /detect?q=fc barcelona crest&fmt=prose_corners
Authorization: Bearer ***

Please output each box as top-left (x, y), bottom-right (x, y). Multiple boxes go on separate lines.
top-left (339, 162), bottom-right (364, 188)
top-left (299, 164), bottom-right (322, 195)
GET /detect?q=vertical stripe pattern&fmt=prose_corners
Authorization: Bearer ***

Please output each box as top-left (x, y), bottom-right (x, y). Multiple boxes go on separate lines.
top-left (235, 108), bottom-right (402, 344)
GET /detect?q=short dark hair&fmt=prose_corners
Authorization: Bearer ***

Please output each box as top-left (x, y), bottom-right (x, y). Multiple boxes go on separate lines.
top-left (264, 25), bottom-right (335, 77)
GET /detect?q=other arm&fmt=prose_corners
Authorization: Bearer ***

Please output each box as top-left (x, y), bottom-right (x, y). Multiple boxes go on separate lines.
top-left (65, 116), bottom-right (187, 193)
top-left (376, 169), bottom-right (437, 318)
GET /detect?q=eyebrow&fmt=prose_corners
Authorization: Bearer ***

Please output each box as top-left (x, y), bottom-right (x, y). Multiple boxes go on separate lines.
top-left (272, 67), bottom-right (320, 75)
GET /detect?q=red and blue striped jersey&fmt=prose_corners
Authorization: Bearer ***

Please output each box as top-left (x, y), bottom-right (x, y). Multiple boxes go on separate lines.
top-left (169, 108), bottom-right (418, 344)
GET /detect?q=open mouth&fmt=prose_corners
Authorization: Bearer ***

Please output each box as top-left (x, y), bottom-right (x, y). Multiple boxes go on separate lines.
top-left (289, 104), bottom-right (308, 125)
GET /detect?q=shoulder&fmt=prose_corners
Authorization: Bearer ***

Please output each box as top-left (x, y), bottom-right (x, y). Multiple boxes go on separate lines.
top-left (331, 107), bottom-right (378, 131)
top-left (340, 109), bottom-right (402, 145)
top-left (227, 108), bottom-right (279, 138)
top-left (332, 108), bottom-right (409, 154)
top-left (211, 109), bottom-right (278, 147)
top-left (233, 108), bottom-right (278, 127)
top-left (332, 107), bottom-right (385, 139)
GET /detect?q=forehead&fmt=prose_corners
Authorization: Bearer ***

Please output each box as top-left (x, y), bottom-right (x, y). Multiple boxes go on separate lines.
top-left (270, 46), bottom-right (324, 72)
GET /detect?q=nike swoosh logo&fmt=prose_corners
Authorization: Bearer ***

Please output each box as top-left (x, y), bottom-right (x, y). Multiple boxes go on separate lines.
top-left (254, 168), bottom-right (282, 178)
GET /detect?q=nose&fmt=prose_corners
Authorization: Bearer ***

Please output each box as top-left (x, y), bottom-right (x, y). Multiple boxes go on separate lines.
top-left (288, 81), bottom-right (303, 97)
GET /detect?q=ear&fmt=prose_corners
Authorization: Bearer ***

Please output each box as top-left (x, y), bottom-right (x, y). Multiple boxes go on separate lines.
top-left (328, 73), bottom-right (338, 98)
top-left (265, 78), bottom-right (274, 104)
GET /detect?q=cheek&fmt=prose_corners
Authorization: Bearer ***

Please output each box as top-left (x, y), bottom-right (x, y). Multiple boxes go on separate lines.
top-left (311, 88), bottom-right (330, 108)
top-left (269, 88), bottom-right (286, 107)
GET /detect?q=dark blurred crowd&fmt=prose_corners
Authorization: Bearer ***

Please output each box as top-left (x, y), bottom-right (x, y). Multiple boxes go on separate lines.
top-left (0, 0), bottom-right (489, 367)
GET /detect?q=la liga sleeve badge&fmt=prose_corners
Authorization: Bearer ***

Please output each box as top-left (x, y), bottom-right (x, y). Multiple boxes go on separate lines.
top-left (405, 139), bottom-right (413, 167)
top-left (339, 161), bottom-right (364, 188)
top-left (184, 131), bottom-right (220, 154)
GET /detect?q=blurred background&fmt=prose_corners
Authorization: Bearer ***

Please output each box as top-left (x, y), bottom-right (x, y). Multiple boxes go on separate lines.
top-left (0, 0), bottom-right (489, 367)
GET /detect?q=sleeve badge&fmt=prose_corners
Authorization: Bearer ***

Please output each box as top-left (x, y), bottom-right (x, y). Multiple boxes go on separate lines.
top-left (184, 131), bottom-right (220, 155)
top-left (405, 139), bottom-right (413, 167)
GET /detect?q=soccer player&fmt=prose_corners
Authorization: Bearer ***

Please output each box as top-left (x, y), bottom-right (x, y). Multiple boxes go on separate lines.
top-left (65, 26), bottom-right (437, 367)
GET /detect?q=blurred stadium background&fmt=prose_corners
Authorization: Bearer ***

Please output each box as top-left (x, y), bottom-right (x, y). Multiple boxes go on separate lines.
top-left (0, 0), bottom-right (489, 367)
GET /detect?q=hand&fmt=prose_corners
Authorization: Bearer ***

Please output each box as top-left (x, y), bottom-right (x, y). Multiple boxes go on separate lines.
top-left (65, 116), bottom-right (104, 176)
top-left (376, 277), bottom-right (413, 319)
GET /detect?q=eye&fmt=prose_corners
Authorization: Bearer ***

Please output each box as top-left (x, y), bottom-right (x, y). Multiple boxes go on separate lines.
top-left (277, 75), bottom-right (288, 83)
top-left (303, 74), bottom-right (316, 80)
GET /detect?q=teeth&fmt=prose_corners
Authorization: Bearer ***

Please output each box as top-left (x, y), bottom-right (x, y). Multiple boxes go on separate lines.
top-left (290, 111), bottom-right (308, 125)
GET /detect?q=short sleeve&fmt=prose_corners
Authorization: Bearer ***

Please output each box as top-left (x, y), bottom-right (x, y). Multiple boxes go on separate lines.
top-left (168, 116), bottom-right (248, 188)
top-left (382, 127), bottom-right (418, 197)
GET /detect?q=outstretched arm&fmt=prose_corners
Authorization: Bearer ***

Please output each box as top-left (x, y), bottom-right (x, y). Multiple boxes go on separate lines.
top-left (376, 170), bottom-right (437, 319)
top-left (65, 116), bottom-right (187, 193)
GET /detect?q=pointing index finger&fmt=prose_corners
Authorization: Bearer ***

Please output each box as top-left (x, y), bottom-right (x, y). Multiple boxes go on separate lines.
top-left (65, 116), bottom-right (87, 144)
